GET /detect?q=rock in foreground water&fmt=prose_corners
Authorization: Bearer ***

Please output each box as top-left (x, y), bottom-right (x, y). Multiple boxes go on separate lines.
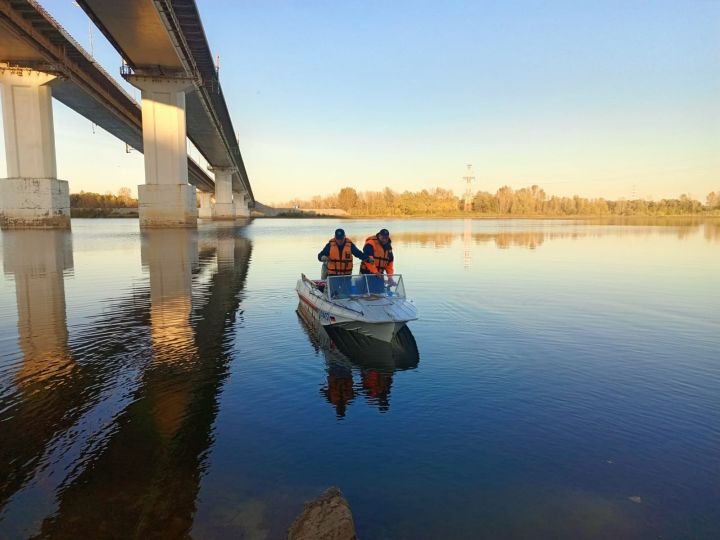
top-left (288, 487), bottom-right (357, 540)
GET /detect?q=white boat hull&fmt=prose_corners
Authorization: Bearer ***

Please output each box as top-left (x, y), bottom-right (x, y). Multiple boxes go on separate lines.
top-left (296, 275), bottom-right (418, 342)
top-left (333, 320), bottom-right (405, 343)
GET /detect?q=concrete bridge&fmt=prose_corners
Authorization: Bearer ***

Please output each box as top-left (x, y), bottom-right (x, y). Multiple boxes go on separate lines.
top-left (0, 0), bottom-right (254, 228)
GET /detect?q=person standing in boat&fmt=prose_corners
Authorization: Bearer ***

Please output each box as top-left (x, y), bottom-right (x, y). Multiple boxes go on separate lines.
top-left (360, 228), bottom-right (394, 293)
top-left (318, 228), bottom-right (371, 297)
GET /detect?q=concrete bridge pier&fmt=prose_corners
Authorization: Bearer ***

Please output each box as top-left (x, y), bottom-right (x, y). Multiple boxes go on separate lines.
top-left (198, 191), bottom-right (214, 219)
top-left (211, 166), bottom-right (235, 220)
top-left (0, 66), bottom-right (70, 229)
top-left (127, 75), bottom-right (198, 228)
top-left (233, 191), bottom-right (250, 218)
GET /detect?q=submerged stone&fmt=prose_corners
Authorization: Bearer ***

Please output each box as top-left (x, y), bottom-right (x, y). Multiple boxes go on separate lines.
top-left (288, 487), bottom-right (357, 540)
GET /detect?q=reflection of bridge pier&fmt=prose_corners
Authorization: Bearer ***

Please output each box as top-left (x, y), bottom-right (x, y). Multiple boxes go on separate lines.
top-left (33, 225), bottom-right (252, 537)
top-left (141, 229), bottom-right (199, 361)
top-left (2, 230), bottom-right (73, 382)
top-left (217, 230), bottom-right (236, 270)
top-left (141, 228), bottom-right (200, 440)
top-left (0, 230), bottom-right (74, 504)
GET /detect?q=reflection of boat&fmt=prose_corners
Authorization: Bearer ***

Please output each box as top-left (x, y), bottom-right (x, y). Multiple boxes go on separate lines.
top-left (295, 273), bottom-right (418, 342)
top-left (297, 304), bottom-right (419, 417)
top-left (325, 324), bottom-right (420, 371)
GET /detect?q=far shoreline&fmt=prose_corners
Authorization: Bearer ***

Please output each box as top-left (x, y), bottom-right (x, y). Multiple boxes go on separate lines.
top-left (67, 213), bottom-right (720, 220)
top-left (255, 213), bottom-right (720, 220)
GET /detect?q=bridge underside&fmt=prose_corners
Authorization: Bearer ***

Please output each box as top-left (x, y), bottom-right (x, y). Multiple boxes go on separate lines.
top-left (78, 0), bottom-right (254, 204)
top-left (0, 0), bottom-right (224, 228)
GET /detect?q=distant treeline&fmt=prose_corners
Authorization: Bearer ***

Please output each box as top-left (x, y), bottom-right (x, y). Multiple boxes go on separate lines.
top-left (70, 188), bottom-right (137, 208)
top-left (280, 186), bottom-right (720, 217)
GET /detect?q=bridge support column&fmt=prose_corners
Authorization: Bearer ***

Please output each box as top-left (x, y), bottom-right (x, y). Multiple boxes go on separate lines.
top-left (233, 192), bottom-right (250, 218)
top-left (128, 75), bottom-right (197, 228)
top-left (210, 166), bottom-right (235, 220)
top-left (198, 191), bottom-right (214, 219)
top-left (0, 66), bottom-right (70, 229)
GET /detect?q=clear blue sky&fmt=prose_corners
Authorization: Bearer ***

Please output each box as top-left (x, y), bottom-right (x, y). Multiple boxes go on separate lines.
top-left (1, 0), bottom-right (718, 203)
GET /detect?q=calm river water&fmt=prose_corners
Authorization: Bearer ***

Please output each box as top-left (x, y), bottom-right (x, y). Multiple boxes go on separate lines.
top-left (0, 218), bottom-right (718, 539)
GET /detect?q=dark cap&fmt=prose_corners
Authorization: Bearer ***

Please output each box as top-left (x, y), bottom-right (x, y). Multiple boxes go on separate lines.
top-left (378, 228), bottom-right (390, 237)
top-left (334, 228), bottom-right (346, 239)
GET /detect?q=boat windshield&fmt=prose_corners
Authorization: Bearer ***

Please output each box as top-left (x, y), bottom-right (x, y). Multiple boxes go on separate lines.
top-left (325, 274), bottom-right (406, 300)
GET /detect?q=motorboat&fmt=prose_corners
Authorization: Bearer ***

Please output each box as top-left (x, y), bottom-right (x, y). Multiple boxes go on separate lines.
top-left (295, 273), bottom-right (418, 342)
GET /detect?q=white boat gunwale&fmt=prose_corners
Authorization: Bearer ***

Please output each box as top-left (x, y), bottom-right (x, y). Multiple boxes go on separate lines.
top-left (295, 273), bottom-right (418, 342)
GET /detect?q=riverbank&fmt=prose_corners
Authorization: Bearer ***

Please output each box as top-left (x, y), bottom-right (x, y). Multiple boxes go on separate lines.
top-left (67, 207), bottom-right (720, 221)
top-left (254, 212), bottom-right (720, 221)
top-left (71, 208), bottom-right (138, 218)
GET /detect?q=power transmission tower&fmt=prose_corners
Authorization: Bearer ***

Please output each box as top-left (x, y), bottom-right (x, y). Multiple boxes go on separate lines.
top-left (462, 164), bottom-right (475, 212)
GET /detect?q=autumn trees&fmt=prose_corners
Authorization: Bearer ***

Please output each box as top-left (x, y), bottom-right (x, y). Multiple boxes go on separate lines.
top-left (280, 185), bottom-right (718, 217)
top-left (70, 188), bottom-right (138, 208)
top-left (707, 192), bottom-right (720, 209)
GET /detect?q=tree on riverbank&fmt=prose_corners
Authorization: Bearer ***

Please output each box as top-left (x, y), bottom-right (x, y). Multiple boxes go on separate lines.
top-left (278, 185), bottom-right (720, 217)
top-left (70, 188), bottom-right (138, 209)
top-left (707, 191), bottom-right (720, 209)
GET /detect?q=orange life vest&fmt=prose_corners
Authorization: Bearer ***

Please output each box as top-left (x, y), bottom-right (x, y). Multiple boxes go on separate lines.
top-left (361, 235), bottom-right (393, 273)
top-left (327, 238), bottom-right (354, 275)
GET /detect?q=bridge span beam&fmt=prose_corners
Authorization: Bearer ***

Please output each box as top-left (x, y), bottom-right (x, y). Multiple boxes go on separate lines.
top-left (0, 67), bottom-right (70, 229)
top-left (127, 75), bottom-right (197, 228)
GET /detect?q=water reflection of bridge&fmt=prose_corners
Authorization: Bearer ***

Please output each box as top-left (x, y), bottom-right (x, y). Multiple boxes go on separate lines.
top-left (0, 224), bottom-right (251, 536)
